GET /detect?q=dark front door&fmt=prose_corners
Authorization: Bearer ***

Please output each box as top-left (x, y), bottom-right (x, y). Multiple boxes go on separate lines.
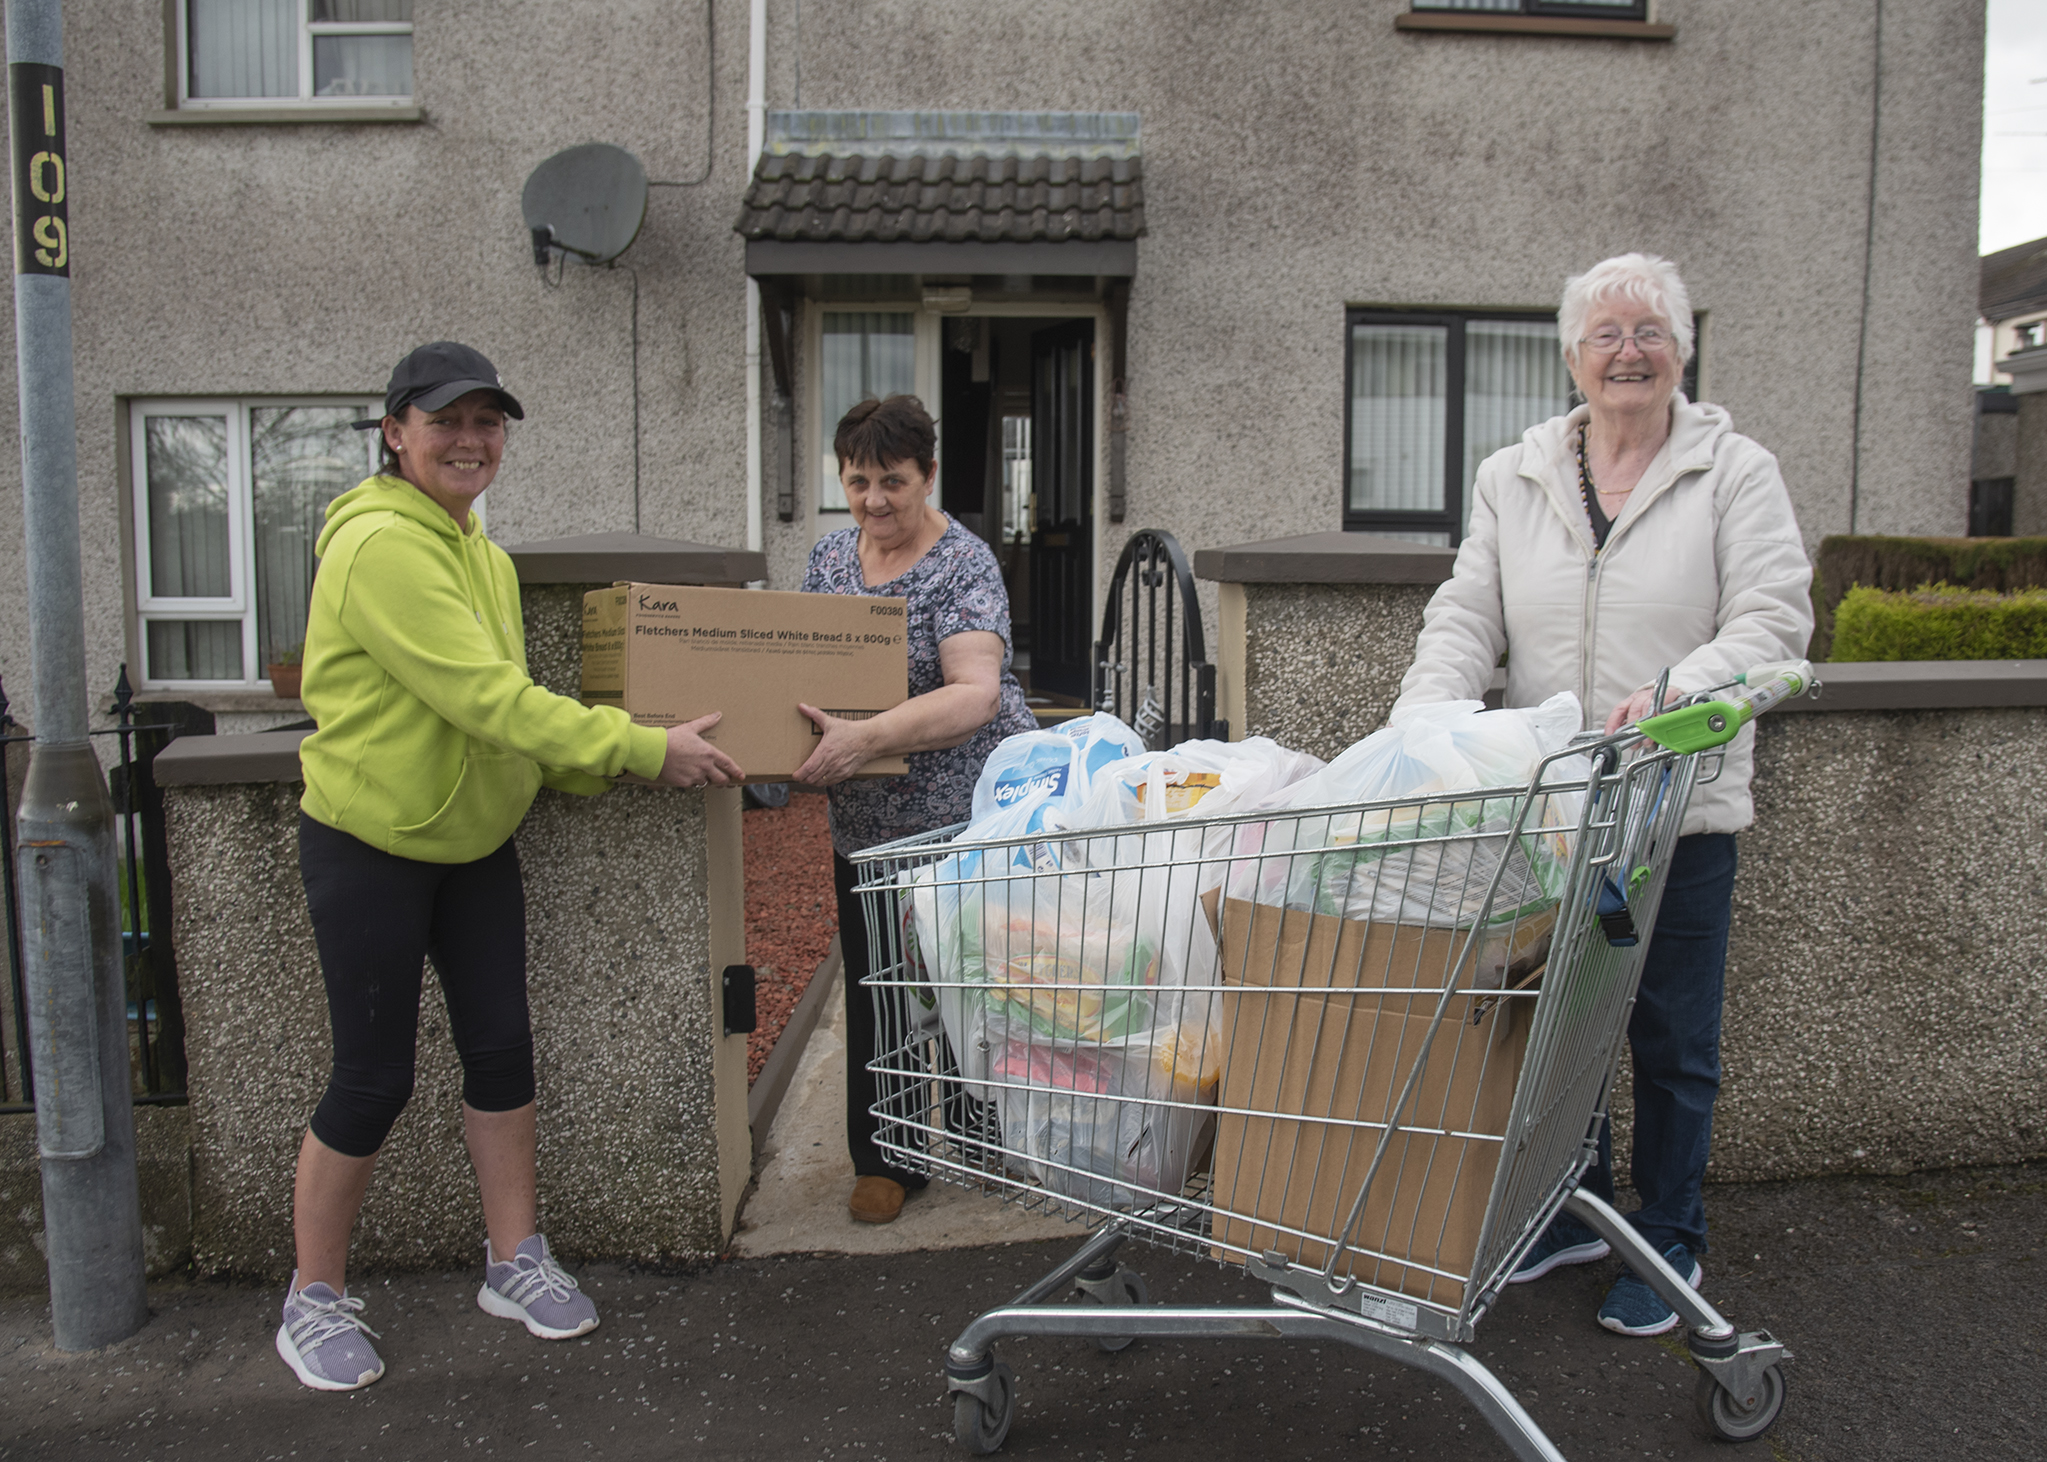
top-left (1028, 320), bottom-right (1095, 702)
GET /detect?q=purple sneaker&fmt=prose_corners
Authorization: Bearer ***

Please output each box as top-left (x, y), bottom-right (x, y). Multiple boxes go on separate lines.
top-left (478, 1234), bottom-right (599, 1339)
top-left (275, 1276), bottom-right (385, 1391)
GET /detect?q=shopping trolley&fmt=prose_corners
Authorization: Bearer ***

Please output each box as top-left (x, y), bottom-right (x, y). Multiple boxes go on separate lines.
top-left (851, 663), bottom-right (1815, 1460)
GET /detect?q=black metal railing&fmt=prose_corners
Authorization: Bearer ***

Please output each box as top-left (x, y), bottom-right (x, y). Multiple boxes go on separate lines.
top-left (1092, 529), bottom-right (1222, 749)
top-left (0, 666), bottom-right (203, 1113)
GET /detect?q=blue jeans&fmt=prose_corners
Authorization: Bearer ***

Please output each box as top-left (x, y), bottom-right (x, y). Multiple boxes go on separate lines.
top-left (1575, 832), bottom-right (1738, 1257)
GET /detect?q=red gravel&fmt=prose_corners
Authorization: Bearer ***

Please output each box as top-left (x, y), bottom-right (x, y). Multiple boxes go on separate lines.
top-left (743, 791), bottom-right (838, 1085)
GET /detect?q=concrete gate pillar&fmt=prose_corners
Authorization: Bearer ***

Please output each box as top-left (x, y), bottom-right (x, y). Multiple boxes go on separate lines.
top-left (2004, 345), bottom-right (2047, 536)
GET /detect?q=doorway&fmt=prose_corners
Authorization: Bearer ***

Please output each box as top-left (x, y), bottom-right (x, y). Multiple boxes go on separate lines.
top-left (940, 315), bottom-right (1097, 706)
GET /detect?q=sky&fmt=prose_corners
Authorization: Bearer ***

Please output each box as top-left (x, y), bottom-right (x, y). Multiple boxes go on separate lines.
top-left (1982, 0), bottom-right (2047, 255)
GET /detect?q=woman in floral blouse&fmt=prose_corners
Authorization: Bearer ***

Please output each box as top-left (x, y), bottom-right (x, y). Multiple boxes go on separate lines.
top-left (797, 394), bottom-right (1037, 1225)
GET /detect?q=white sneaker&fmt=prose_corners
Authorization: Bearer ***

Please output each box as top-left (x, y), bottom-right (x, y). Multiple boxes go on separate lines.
top-left (478, 1234), bottom-right (600, 1340)
top-left (276, 1274), bottom-right (385, 1391)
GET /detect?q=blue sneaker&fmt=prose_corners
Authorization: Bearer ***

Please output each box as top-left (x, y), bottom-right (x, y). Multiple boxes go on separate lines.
top-left (1598, 1243), bottom-right (1703, 1337)
top-left (275, 1275), bottom-right (385, 1391)
top-left (478, 1234), bottom-right (600, 1339)
top-left (1509, 1214), bottom-right (1611, 1284)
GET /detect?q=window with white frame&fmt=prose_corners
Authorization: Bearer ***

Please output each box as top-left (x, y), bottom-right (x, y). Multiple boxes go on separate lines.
top-left (816, 311), bottom-right (918, 512)
top-left (131, 399), bottom-right (380, 686)
top-left (1411, 1), bottom-right (1647, 17)
top-left (180, 1), bottom-right (414, 108)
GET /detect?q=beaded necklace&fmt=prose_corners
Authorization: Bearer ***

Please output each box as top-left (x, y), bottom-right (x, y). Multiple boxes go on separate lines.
top-left (1577, 423), bottom-right (1614, 552)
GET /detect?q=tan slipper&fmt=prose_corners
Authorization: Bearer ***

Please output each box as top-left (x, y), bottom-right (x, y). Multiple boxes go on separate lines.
top-left (849, 1176), bottom-right (906, 1224)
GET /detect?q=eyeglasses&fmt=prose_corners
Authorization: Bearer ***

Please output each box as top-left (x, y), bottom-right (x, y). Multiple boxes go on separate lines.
top-left (1579, 326), bottom-right (1672, 355)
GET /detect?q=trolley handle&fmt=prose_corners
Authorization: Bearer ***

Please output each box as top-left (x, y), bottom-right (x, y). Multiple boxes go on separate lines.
top-left (1636, 659), bottom-right (1819, 753)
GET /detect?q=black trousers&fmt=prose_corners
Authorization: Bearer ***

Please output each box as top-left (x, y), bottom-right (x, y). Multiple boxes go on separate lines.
top-left (299, 813), bottom-right (536, 1158)
top-left (833, 852), bottom-right (930, 1188)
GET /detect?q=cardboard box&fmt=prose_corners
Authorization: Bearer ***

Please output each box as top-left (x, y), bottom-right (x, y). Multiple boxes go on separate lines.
top-left (581, 582), bottom-right (910, 782)
top-left (1207, 896), bottom-right (1535, 1308)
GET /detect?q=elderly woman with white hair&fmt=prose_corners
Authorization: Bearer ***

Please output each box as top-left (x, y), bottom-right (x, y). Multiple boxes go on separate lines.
top-left (1393, 253), bottom-right (1813, 1337)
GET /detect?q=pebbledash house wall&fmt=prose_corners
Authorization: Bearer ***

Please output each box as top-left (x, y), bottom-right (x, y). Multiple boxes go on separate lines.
top-left (0, 0), bottom-right (1989, 735)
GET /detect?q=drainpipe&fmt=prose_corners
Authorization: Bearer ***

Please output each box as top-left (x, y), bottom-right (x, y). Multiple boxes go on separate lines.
top-left (7, 0), bottom-right (149, 1350)
top-left (744, 0), bottom-right (766, 566)
top-left (1847, 0), bottom-right (1883, 537)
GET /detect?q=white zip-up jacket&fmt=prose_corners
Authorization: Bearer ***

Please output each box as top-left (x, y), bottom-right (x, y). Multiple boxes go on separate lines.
top-left (1392, 397), bottom-right (1813, 836)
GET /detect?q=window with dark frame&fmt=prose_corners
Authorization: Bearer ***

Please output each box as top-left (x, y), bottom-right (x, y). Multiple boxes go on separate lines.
top-left (1343, 307), bottom-right (1698, 545)
top-left (1409, 1), bottom-right (1650, 19)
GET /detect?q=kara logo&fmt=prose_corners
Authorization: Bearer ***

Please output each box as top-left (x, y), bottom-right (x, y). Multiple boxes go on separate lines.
top-left (637, 594), bottom-right (679, 612)
top-left (991, 767), bottom-right (1068, 807)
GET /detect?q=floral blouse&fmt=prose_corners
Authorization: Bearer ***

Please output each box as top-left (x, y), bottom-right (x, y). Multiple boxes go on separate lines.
top-left (801, 516), bottom-right (1038, 857)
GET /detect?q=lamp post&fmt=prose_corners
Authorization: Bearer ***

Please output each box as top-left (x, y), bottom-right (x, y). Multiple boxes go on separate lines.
top-left (8, 0), bottom-right (149, 1349)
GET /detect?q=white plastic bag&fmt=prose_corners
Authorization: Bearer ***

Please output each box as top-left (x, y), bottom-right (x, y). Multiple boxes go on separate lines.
top-left (1058, 736), bottom-right (1327, 1026)
top-left (1064, 736), bottom-right (1324, 833)
top-left (905, 782), bottom-right (1074, 1093)
top-left (958, 736), bottom-right (1324, 1204)
top-left (984, 1037), bottom-right (1215, 1209)
top-left (1227, 694), bottom-right (1589, 960)
top-left (916, 728), bottom-right (1324, 1205)
top-left (1049, 712), bottom-right (1150, 788)
top-left (906, 796), bottom-right (1203, 1197)
top-left (911, 770), bottom-right (1179, 1092)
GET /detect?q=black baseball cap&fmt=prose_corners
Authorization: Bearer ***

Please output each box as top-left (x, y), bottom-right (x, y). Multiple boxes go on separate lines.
top-left (354, 341), bottom-right (525, 429)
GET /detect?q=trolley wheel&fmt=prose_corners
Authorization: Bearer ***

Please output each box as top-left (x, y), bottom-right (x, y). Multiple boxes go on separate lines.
top-left (1694, 1362), bottom-right (1786, 1442)
top-left (952, 1361), bottom-right (1016, 1453)
top-left (1081, 1268), bottom-right (1149, 1353)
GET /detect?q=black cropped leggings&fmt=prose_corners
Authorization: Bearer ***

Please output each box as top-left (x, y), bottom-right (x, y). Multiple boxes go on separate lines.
top-left (298, 813), bottom-right (535, 1159)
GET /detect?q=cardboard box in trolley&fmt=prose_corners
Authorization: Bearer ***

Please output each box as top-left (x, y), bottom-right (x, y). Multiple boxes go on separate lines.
top-left (1206, 896), bottom-right (1541, 1310)
top-left (580, 582), bottom-right (910, 783)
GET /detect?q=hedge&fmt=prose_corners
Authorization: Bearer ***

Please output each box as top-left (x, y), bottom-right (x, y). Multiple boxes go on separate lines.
top-left (1810, 535), bottom-right (2047, 660)
top-left (1828, 584), bottom-right (2047, 662)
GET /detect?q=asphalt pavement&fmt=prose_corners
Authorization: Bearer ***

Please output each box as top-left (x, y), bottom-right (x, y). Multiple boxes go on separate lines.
top-left (0, 1160), bottom-right (2040, 1462)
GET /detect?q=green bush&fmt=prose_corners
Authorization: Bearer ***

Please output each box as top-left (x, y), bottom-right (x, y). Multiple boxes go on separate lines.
top-left (1810, 536), bottom-right (2047, 659)
top-left (1828, 583), bottom-right (2047, 662)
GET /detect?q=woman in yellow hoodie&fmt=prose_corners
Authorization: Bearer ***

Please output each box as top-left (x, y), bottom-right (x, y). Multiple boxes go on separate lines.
top-left (276, 342), bottom-right (742, 1392)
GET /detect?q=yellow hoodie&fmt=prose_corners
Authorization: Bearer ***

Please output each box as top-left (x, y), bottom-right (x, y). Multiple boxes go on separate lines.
top-left (298, 475), bottom-right (667, 862)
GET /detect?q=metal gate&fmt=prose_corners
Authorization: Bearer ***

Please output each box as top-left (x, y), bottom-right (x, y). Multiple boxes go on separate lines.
top-left (0, 666), bottom-right (197, 1113)
top-left (1091, 529), bottom-right (1220, 749)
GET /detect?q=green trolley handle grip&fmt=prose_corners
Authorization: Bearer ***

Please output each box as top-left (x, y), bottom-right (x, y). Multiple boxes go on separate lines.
top-left (1637, 660), bottom-right (1816, 753)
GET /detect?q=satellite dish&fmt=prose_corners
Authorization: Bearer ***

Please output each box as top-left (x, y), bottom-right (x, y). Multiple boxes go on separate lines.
top-left (522, 144), bottom-right (648, 266)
